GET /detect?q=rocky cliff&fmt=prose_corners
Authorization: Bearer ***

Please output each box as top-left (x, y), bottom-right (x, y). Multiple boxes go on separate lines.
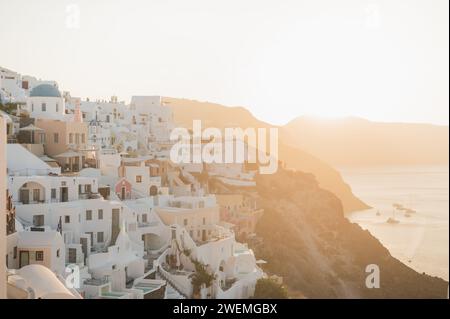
top-left (252, 168), bottom-right (448, 298)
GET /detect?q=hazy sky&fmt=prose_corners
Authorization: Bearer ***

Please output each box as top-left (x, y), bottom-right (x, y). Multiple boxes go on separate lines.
top-left (0, 0), bottom-right (448, 125)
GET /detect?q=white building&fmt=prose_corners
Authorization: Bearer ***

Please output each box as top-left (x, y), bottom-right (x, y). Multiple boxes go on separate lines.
top-left (26, 84), bottom-right (66, 121)
top-left (16, 230), bottom-right (65, 274)
top-left (155, 195), bottom-right (263, 299)
top-left (119, 157), bottom-right (162, 197)
top-left (0, 67), bottom-right (27, 104)
top-left (87, 224), bottom-right (145, 292)
top-left (130, 96), bottom-right (174, 143)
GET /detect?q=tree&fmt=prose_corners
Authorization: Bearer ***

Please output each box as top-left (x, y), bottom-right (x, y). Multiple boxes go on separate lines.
top-left (253, 278), bottom-right (288, 299)
top-left (189, 259), bottom-right (216, 297)
top-left (0, 102), bottom-right (18, 114)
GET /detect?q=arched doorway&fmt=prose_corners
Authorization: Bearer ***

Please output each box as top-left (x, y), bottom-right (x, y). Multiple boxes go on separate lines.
top-left (18, 181), bottom-right (46, 204)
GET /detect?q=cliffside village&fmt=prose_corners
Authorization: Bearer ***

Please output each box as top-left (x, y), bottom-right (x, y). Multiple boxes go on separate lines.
top-left (0, 66), bottom-right (267, 299)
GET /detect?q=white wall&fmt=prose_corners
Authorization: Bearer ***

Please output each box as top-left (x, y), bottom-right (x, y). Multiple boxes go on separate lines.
top-left (27, 96), bottom-right (65, 120)
top-left (124, 163), bottom-right (161, 196)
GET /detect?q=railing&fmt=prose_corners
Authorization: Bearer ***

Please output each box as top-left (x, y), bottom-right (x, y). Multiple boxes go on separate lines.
top-left (8, 168), bottom-right (59, 176)
top-left (157, 266), bottom-right (189, 299)
top-left (138, 221), bottom-right (159, 228)
top-left (13, 200), bottom-right (48, 205)
top-left (84, 276), bottom-right (109, 286)
top-left (156, 249), bottom-right (190, 298)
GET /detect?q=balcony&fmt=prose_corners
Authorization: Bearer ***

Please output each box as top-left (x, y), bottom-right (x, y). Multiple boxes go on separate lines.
top-left (138, 221), bottom-right (159, 228)
top-left (14, 199), bottom-right (46, 205)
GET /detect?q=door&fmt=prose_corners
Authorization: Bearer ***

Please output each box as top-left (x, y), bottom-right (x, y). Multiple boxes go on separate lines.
top-left (33, 214), bottom-right (44, 226)
top-left (111, 209), bottom-right (120, 245)
top-left (33, 189), bottom-right (41, 202)
top-left (80, 237), bottom-right (88, 263)
top-left (60, 187), bottom-right (68, 202)
top-left (68, 248), bottom-right (77, 263)
top-left (19, 251), bottom-right (29, 268)
top-left (121, 187), bottom-right (126, 200)
top-left (20, 189), bottom-right (29, 204)
top-left (202, 230), bottom-right (207, 242)
top-left (73, 157), bottom-right (79, 172)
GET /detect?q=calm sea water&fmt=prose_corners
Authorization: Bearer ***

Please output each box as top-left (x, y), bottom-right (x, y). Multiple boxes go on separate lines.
top-left (339, 165), bottom-right (449, 281)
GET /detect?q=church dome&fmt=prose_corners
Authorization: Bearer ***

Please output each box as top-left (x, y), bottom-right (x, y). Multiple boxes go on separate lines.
top-left (30, 84), bottom-right (61, 98)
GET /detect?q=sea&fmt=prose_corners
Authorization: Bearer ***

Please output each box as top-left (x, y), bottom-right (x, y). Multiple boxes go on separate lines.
top-left (339, 165), bottom-right (449, 281)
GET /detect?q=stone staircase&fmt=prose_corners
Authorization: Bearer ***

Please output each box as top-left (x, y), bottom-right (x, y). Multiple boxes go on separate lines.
top-left (156, 269), bottom-right (187, 299)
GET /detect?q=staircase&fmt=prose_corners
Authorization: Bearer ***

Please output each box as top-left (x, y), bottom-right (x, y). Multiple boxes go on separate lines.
top-left (156, 268), bottom-right (187, 299)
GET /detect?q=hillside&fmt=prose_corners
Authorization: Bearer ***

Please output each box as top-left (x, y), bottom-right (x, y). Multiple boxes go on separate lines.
top-left (282, 116), bottom-right (449, 166)
top-left (253, 168), bottom-right (448, 298)
top-left (166, 97), bottom-right (369, 213)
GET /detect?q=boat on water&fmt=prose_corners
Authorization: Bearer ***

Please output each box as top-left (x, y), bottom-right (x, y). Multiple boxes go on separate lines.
top-left (376, 210), bottom-right (381, 216)
top-left (386, 217), bottom-right (400, 224)
top-left (386, 209), bottom-right (400, 224)
top-left (393, 203), bottom-right (403, 210)
top-left (404, 213), bottom-right (411, 218)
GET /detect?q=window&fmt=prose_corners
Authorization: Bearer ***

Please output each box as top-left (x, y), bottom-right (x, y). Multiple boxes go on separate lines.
top-left (203, 217), bottom-right (206, 225)
top-left (33, 215), bottom-right (44, 226)
top-left (51, 188), bottom-right (56, 199)
top-left (81, 133), bottom-right (85, 143)
top-left (69, 133), bottom-right (73, 144)
top-left (75, 133), bottom-right (80, 144)
top-left (136, 175), bottom-right (142, 183)
top-left (86, 210), bottom-right (92, 220)
top-left (35, 251), bottom-right (44, 261)
top-left (41, 103), bottom-right (46, 112)
top-left (39, 133), bottom-right (46, 144)
top-left (13, 246), bottom-right (17, 259)
top-left (56, 249), bottom-right (60, 258)
top-left (97, 232), bottom-right (104, 243)
top-left (142, 214), bottom-right (147, 223)
top-left (53, 133), bottom-right (59, 143)
top-left (31, 103), bottom-right (34, 112)
top-left (98, 209), bottom-right (103, 220)
top-left (65, 215), bottom-right (70, 223)
top-left (183, 219), bottom-right (188, 226)
top-left (85, 184), bottom-right (92, 193)
top-left (56, 103), bottom-right (59, 112)
top-left (33, 189), bottom-right (40, 202)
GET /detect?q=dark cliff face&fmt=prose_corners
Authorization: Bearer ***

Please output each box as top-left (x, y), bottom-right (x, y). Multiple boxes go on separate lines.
top-left (253, 169), bottom-right (448, 299)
